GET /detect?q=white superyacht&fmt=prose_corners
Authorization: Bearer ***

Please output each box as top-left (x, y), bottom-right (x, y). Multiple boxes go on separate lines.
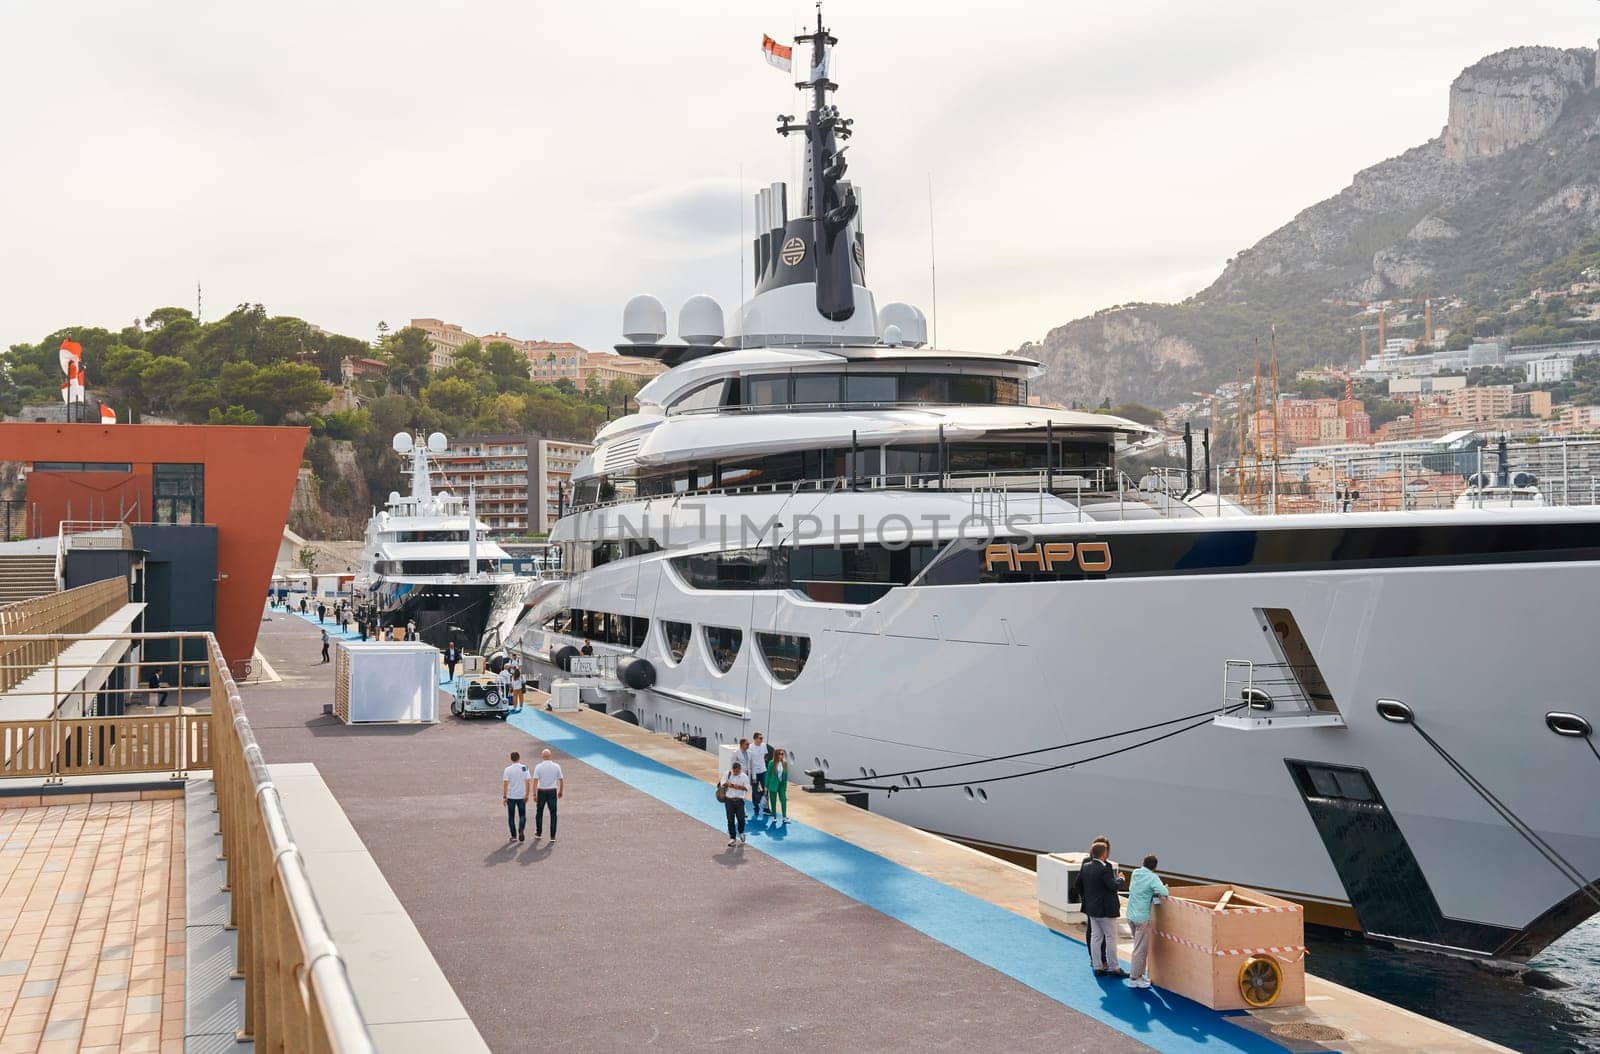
top-left (359, 432), bottom-right (533, 653)
top-left (516, 14), bottom-right (1600, 961)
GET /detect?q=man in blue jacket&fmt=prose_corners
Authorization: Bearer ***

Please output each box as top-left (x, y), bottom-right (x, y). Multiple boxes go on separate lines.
top-left (1080, 842), bottom-right (1126, 976)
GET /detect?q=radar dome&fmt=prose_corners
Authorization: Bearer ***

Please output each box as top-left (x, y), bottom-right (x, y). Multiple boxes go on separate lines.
top-left (623, 294), bottom-right (668, 344)
top-left (427, 432), bottom-right (448, 453)
top-left (392, 432), bottom-right (414, 453)
top-left (878, 302), bottom-right (928, 347)
top-left (882, 324), bottom-right (904, 347)
top-left (679, 295), bottom-right (725, 346)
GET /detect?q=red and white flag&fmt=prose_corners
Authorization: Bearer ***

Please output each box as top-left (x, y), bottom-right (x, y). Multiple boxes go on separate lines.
top-left (59, 338), bottom-right (82, 376)
top-left (99, 403), bottom-right (116, 424)
top-left (762, 34), bottom-right (792, 72)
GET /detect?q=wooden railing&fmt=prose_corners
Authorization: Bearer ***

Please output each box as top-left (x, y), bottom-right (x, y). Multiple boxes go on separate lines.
top-left (209, 637), bottom-right (374, 1053)
top-left (0, 577), bottom-right (128, 691)
top-left (0, 626), bottom-right (373, 1051)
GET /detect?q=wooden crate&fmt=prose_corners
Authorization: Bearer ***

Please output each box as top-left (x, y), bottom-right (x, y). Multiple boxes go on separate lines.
top-left (1148, 883), bottom-right (1305, 1010)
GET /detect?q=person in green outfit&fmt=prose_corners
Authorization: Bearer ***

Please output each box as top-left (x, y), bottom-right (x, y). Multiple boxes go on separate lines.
top-left (765, 747), bottom-right (791, 824)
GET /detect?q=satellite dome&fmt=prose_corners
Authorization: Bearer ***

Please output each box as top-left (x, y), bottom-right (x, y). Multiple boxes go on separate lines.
top-left (878, 302), bottom-right (928, 347)
top-left (679, 295), bottom-right (725, 346)
top-left (882, 324), bottom-right (904, 347)
top-left (623, 294), bottom-right (668, 344)
top-left (391, 432), bottom-right (414, 453)
top-left (427, 432), bottom-right (448, 453)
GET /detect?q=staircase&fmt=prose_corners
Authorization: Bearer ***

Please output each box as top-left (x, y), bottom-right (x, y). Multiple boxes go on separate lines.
top-left (0, 554), bottom-right (60, 606)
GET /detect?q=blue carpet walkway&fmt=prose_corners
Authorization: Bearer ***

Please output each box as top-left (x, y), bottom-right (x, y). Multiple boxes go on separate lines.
top-left (507, 707), bottom-right (1298, 1054)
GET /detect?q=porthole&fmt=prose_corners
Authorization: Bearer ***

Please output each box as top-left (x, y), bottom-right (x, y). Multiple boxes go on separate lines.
top-left (813, 756), bottom-right (821, 767)
top-left (823, 757), bottom-right (831, 769)
top-left (860, 767), bottom-right (868, 777)
top-left (913, 777), bottom-right (922, 788)
top-left (868, 768), bottom-right (878, 778)
top-left (977, 788), bottom-right (989, 802)
top-left (963, 786), bottom-right (975, 799)
top-left (902, 775), bottom-right (911, 786)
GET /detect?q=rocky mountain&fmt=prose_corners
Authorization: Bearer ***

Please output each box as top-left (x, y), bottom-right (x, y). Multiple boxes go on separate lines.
top-left (1023, 42), bottom-right (1600, 410)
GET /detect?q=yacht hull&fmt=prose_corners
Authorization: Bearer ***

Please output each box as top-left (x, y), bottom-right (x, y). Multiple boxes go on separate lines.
top-left (372, 579), bottom-right (531, 654)
top-left (519, 535), bottom-right (1600, 961)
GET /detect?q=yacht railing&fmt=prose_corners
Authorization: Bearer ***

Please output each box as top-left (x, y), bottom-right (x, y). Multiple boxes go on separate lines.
top-left (569, 465), bottom-right (1198, 520)
top-left (667, 397), bottom-right (1031, 417)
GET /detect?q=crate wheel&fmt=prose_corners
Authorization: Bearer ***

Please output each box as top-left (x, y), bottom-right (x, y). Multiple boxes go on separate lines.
top-left (1238, 954), bottom-right (1282, 1007)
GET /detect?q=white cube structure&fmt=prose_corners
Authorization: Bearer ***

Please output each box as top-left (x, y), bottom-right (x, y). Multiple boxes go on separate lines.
top-left (334, 642), bottom-right (440, 724)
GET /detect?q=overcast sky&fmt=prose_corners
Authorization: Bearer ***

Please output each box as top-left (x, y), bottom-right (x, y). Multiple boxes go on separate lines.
top-left (2, 2), bottom-right (1596, 357)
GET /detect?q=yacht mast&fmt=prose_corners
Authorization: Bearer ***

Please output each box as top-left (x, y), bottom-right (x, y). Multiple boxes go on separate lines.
top-left (778, 4), bottom-right (857, 321)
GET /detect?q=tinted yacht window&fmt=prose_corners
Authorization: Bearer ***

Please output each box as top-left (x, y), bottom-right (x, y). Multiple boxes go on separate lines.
top-left (845, 374), bottom-right (897, 404)
top-left (662, 620), bottom-right (691, 663)
top-left (793, 373), bottom-right (842, 406)
top-left (757, 632), bottom-right (810, 684)
top-left (704, 626), bottom-right (743, 672)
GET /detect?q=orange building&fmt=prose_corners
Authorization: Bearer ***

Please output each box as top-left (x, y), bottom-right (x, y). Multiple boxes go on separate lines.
top-left (2, 422), bottom-right (307, 673)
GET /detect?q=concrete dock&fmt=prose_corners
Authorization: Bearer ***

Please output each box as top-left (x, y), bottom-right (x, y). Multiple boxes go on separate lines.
top-left (253, 609), bottom-right (1509, 1053)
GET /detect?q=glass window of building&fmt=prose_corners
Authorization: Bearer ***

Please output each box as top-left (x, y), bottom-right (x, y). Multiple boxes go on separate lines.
top-left (703, 625), bottom-right (743, 673)
top-left (756, 632), bottom-right (810, 684)
top-left (152, 464), bottom-right (204, 524)
top-left (662, 620), bottom-right (691, 663)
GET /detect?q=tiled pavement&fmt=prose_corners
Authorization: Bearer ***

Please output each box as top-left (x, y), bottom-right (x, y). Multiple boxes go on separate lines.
top-left (0, 798), bottom-right (185, 1054)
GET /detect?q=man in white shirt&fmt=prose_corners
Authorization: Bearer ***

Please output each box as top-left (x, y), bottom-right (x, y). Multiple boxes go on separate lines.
top-left (533, 748), bottom-right (564, 842)
top-left (748, 731), bottom-right (769, 819)
top-left (501, 751), bottom-right (532, 842)
top-left (496, 665), bottom-right (513, 709)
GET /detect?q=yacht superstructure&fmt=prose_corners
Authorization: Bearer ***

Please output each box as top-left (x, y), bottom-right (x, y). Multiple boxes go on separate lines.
top-left (513, 12), bottom-right (1600, 962)
top-left (359, 432), bottom-right (533, 653)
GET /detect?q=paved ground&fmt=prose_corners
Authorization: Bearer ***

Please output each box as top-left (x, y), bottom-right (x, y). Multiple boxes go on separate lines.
top-left (245, 610), bottom-right (1149, 1053)
top-left (0, 798), bottom-right (185, 1054)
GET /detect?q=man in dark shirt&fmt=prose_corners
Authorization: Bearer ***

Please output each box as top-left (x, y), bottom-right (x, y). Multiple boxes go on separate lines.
top-left (1080, 842), bottom-right (1127, 976)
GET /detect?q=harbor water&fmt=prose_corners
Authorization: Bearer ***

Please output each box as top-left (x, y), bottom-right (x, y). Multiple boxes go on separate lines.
top-left (1305, 916), bottom-right (1600, 1053)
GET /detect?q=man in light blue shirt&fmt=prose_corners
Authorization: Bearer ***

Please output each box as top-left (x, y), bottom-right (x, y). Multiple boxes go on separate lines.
top-left (1124, 854), bottom-right (1170, 988)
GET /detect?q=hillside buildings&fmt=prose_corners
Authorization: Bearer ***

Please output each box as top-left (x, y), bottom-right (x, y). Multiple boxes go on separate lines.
top-left (406, 319), bottom-right (666, 387)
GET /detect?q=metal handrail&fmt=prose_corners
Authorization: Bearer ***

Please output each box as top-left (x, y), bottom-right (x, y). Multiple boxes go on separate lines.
top-left (210, 636), bottom-right (376, 1053)
top-left (567, 465), bottom-right (1129, 517)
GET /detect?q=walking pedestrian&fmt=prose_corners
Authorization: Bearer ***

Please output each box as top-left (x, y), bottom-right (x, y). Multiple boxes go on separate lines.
top-left (502, 751), bottom-right (531, 842)
top-left (533, 748), bottom-right (564, 842)
top-left (511, 664), bottom-right (525, 712)
top-left (320, 629), bottom-right (330, 664)
top-left (340, 607), bottom-right (349, 633)
top-left (734, 738), bottom-right (757, 817)
top-left (748, 731), bottom-right (769, 818)
top-left (359, 619), bottom-right (369, 642)
top-left (1124, 854), bottom-right (1169, 989)
top-left (444, 641), bottom-right (461, 682)
top-left (720, 761), bottom-right (750, 847)
top-left (406, 618), bottom-right (417, 642)
top-left (765, 748), bottom-right (790, 824)
top-left (299, 597), bottom-right (308, 615)
top-left (1081, 842), bottom-right (1126, 977)
top-left (497, 663), bottom-right (513, 709)
top-left (317, 601), bottom-right (326, 624)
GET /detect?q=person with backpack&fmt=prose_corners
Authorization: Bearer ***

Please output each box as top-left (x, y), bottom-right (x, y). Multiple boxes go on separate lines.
top-left (719, 761), bottom-right (751, 847)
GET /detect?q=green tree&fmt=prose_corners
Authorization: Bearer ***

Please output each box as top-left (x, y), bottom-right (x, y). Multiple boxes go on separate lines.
top-left (421, 376), bottom-right (478, 419)
top-left (383, 328), bottom-right (433, 396)
top-left (207, 404), bottom-right (260, 425)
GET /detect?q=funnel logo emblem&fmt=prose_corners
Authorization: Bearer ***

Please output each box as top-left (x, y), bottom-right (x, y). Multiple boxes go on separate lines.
top-left (780, 237), bottom-right (806, 266)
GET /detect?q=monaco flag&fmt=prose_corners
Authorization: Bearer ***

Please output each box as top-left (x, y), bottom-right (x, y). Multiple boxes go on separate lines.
top-left (762, 34), bottom-right (792, 72)
top-left (59, 338), bottom-right (82, 376)
top-left (100, 403), bottom-right (116, 424)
